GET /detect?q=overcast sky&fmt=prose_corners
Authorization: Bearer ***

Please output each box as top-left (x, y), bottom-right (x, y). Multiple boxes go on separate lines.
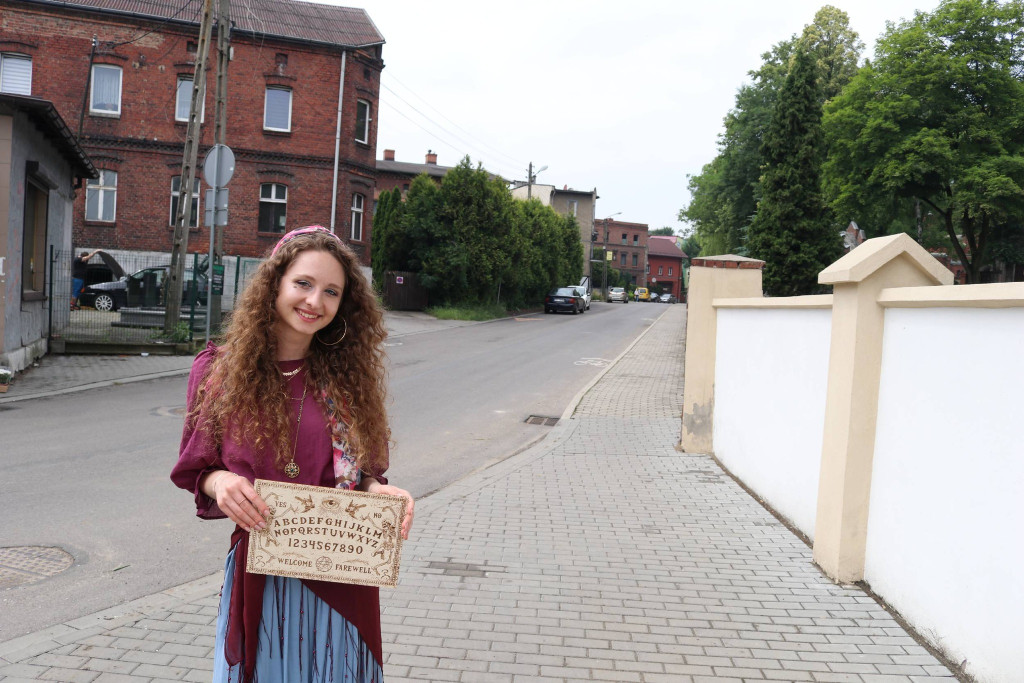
top-left (318, 0), bottom-right (932, 233)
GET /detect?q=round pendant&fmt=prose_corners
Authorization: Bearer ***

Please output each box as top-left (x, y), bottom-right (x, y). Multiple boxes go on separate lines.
top-left (284, 461), bottom-right (300, 478)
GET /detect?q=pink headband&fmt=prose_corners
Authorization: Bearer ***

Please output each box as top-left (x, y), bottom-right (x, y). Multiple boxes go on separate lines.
top-left (270, 225), bottom-right (343, 257)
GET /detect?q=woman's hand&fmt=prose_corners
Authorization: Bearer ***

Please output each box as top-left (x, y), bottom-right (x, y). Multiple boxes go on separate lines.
top-left (362, 480), bottom-right (415, 540)
top-left (203, 471), bottom-right (269, 532)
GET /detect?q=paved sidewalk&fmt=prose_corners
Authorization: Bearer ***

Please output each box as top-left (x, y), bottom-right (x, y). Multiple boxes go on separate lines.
top-left (0, 305), bottom-right (957, 682)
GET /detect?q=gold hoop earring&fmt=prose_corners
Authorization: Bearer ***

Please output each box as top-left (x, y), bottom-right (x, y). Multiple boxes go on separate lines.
top-left (316, 318), bottom-right (347, 346)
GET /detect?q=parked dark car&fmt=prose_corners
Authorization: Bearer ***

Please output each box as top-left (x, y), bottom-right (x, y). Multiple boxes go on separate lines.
top-left (80, 266), bottom-right (207, 312)
top-left (544, 287), bottom-right (585, 314)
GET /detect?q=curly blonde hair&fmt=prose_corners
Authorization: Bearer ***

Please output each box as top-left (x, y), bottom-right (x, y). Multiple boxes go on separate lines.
top-left (192, 231), bottom-right (389, 474)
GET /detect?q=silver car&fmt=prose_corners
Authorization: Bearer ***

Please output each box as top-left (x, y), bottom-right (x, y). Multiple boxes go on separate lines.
top-left (608, 287), bottom-right (628, 303)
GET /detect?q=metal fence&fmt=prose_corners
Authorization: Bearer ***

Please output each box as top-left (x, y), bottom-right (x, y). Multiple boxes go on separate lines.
top-left (51, 248), bottom-right (213, 347)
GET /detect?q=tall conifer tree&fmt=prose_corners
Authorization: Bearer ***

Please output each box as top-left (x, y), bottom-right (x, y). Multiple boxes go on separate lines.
top-left (747, 45), bottom-right (841, 296)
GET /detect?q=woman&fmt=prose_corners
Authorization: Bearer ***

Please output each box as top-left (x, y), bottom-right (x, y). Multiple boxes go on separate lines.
top-left (171, 225), bottom-right (414, 683)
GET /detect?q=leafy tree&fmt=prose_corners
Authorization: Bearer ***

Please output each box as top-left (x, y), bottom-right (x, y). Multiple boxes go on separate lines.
top-left (650, 227), bottom-right (677, 236)
top-left (748, 46), bottom-right (842, 295)
top-left (681, 6), bottom-right (863, 255)
top-left (373, 157), bottom-right (582, 310)
top-left (680, 232), bottom-right (701, 259)
top-left (823, 0), bottom-right (1024, 282)
top-left (370, 187), bottom-right (402, 290)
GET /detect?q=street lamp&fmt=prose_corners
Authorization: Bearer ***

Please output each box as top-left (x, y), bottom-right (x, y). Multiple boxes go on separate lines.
top-left (599, 212), bottom-right (622, 301)
top-left (527, 162), bottom-right (547, 200)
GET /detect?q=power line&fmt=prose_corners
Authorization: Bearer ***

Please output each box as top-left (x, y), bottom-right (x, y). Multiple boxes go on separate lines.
top-left (379, 85), bottom-right (522, 179)
top-left (381, 72), bottom-right (529, 170)
top-left (378, 99), bottom-right (520, 180)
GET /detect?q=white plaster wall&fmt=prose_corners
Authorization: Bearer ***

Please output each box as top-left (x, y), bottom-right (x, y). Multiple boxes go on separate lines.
top-left (713, 308), bottom-right (832, 537)
top-left (867, 307), bottom-right (1024, 682)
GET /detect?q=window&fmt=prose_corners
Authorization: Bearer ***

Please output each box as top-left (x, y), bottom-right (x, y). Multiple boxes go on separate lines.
top-left (632, 254), bottom-right (638, 267)
top-left (621, 233), bottom-right (627, 245)
top-left (264, 87), bottom-right (292, 131)
top-left (90, 65), bottom-right (122, 115)
top-left (633, 234), bottom-right (638, 246)
top-left (0, 53), bottom-right (31, 95)
top-left (86, 170), bottom-right (117, 222)
top-left (175, 77), bottom-right (205, 122)
top-left (22, 179), bottom-right (47, 293)
top-left (668, 266), bottom-right (673, 276)
top-left (170, 176), bottom-right (200, 227)
top-left (567, 200), bottom-right (578, 217)
top-left (259, 183), bottom-right (288, 232)
top-left (355, 99), bottom-right (371, 143)
top-left (658, 265), bottom-right (663, 276)
top-left (351, 193), bottom-right (364, 241)
top-left (620, 253), bottom-right (626, 266)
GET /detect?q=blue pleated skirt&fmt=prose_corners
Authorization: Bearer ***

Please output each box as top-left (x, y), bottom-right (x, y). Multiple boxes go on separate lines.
top-left (212, 547), bottom-right (384, 683)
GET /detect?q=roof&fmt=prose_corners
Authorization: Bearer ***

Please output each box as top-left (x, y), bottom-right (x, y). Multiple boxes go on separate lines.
top-left (376, 159), bottom-right (450, 179)
top-left (0, 93), bottom-right (97, 179)
top-left (36, 0), bottom-right (385, 48)
top-left (648, 235), bottom-right (685, 259)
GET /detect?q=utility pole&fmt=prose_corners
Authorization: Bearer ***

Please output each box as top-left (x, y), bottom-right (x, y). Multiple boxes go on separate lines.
top-left (165, 0), bottom-right (214, 335)
top-left (208, 0), bottom-right (231, 331)
top-left (527, 161), bottom-right (533, 200)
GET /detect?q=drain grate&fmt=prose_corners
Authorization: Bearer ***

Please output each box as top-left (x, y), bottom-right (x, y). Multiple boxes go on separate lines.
top-left (525, 415), bottom-right (559, 427)
top-left (0, 546), bottom-right (74, 589)
top-left (152, 406), bottom-right (187, 418)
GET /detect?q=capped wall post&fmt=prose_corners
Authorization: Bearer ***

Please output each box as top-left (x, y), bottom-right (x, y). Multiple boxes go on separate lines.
top-left (813, 234), bottom-right (952, 582)
top-left (680, 255), bottom-right (765, 453)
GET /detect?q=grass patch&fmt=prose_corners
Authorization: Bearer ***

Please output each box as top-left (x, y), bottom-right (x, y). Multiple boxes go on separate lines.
top-left (427, 303), bottom-right (508, 321)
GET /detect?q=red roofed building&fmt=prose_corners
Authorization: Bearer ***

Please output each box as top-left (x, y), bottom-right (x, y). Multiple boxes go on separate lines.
top-left (2, 0), bottom-right (384, 263)
top-left (647, 235), bottom-right (686, 299)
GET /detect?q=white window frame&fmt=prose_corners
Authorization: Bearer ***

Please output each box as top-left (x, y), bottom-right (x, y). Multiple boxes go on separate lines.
top-left (0, 53), bottom-right (32, 95)
top-left (264, 87), bottom-right (292, 132)
top-left (668, 266), bottom-right (673, 276)
top-left (351, 193), bottom-right (364, 241)
top-left (170, 176), bottom-right (201, 227)
top-left (90, 64), bottom-right (122, 116)
top-left (259, 183), bottom-right (288, 232)
top-left (567, 200), bottom-right (578, 217)
top-left (86, 170), bottom-right (118, 222)
top-left (658, 265), bottom-right (663, 276)
top-left (355, 99), bottom-right (371, 143)
top-left (175, 77), bottom-right (205, 122)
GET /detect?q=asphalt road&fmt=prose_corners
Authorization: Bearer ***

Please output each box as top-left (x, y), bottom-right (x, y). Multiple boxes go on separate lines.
top-left (0, 300), bottom-right (669, 640)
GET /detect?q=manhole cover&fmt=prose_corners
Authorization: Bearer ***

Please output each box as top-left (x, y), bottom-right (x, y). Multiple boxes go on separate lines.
top-left (525, 415), bottom-right (559, 426)
top-left (0, 546), bottom-right (74, 589)
top-left (152, 406), bottom-right (187, 418)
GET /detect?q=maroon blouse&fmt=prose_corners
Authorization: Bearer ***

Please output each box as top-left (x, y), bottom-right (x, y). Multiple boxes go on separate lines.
top-left (170, 345), bottom-right (384, 679)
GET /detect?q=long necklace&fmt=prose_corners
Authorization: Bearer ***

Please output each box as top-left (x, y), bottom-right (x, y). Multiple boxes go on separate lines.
top-left (284, 383), bottom-right (308, 479)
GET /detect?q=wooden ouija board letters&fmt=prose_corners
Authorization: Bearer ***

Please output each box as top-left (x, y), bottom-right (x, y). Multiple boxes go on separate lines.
top-left (246, 479), bottom-right (406, 588)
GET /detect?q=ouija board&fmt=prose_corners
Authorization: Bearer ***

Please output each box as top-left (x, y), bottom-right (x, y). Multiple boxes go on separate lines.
top-left (245, 479), bottom-right (406, 588)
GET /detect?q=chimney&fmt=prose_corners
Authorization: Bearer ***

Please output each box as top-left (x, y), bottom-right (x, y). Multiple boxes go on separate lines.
top-left (425, 150), bottom-right (437, 165)
top-left (383, 149), bottom-right (395, 161)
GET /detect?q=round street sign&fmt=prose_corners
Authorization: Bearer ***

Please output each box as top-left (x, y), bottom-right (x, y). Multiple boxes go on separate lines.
top-left (202, 143), bottom-right (235, 187)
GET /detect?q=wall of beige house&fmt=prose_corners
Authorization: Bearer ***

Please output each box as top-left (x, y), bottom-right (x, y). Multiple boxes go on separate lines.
top-left (679, 255), bottom-right (764, 453)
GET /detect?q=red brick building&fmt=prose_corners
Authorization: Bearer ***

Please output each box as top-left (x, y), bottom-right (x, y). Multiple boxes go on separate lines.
top-left (647, 235), bottom-right (686, 299)
top-left (593, 218), bottom-right (648, 287)
top-left (1, 0), bottom-right (383, 263)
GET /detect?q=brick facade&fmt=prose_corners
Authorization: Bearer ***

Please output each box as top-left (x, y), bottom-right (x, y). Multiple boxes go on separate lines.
top-left (1, 0), bottom-right (382, 263)
top-left (647, 235), bottom-right (685, 298)
top-left (594, 219), bottom-right (648, 287)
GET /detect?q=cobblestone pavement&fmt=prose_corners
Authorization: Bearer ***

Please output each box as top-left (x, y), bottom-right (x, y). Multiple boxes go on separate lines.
top-left (0, 305), bottom-right (957, 682)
